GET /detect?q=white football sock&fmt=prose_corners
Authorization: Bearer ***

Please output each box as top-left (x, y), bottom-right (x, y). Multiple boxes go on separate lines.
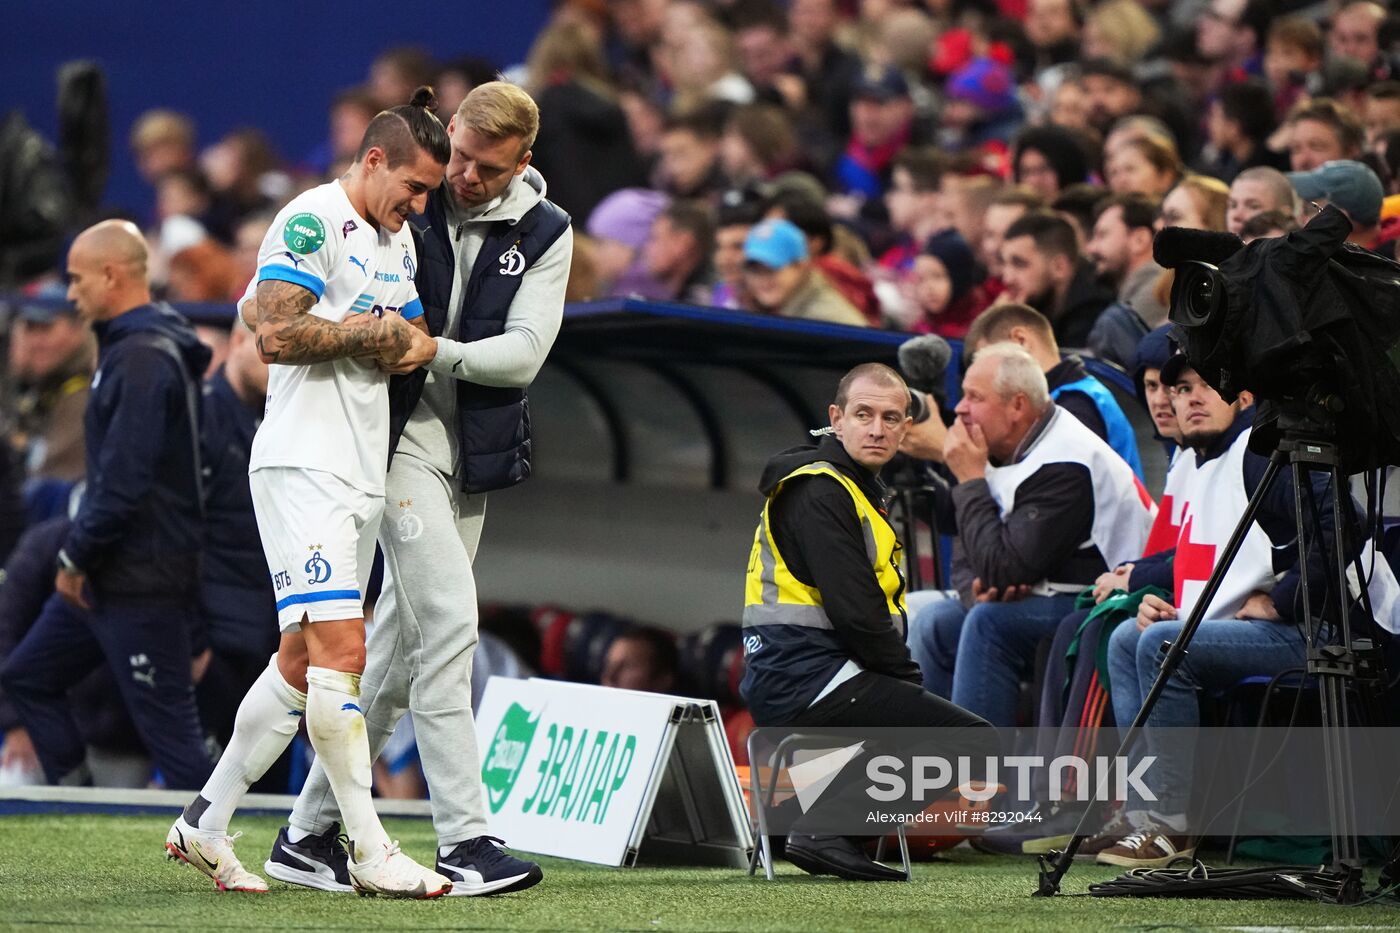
top-left (304, 666), bottom-right (390, 861)
top-left (187, 655), bottom-right (305, 833)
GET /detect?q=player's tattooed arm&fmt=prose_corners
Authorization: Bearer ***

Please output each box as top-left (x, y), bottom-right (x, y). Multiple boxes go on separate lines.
top-left (254, 280), bottom-right (413, 365)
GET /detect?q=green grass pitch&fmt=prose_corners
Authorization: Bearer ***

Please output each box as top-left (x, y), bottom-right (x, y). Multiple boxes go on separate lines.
top-left (1, 813), bottom-right (1397, 931)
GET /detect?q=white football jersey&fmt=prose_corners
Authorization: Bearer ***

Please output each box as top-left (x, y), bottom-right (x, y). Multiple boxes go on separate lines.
top-left (239, 180), bottom-right (422, 496)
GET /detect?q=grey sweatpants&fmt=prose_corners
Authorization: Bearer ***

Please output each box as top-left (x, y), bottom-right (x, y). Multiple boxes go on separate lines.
top-left (288, 453), bottom-right (489, 844)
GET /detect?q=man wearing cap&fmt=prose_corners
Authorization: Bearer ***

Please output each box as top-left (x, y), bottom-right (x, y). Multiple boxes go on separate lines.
top-left (7, 297), bottom-right (95, 486)
top-left (834, 63), bottom-right (919, 201)
top-left (1287, 158), bottom-right (1393, 257)
top-left (740, 218), bottom-right (867, 326)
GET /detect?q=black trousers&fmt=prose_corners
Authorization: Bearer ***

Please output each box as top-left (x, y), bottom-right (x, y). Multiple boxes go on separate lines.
top-left (778, 671), bottom-right (998, 833)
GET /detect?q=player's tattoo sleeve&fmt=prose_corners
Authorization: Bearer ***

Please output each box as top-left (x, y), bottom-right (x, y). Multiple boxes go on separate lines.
top-left (254, 280), bottom-right (412, 364)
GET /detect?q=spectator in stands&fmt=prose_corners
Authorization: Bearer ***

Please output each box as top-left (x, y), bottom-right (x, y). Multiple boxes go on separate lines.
top-left (1106, 136), bottom-right (1183, 201)
top-left (1285, 98), bottom-right (1365, 172)
top-left (980, 188), bottom-right (1046, 294)
top-left (1085, 193), bottom-right (1168, 365)
top-left (1080, 59), bottom-right (1148, 136)
top-left (154, 168), bottom-right (233, 245)
top-left (1195, 0), bottom-right (1269, 86)
top-left (942, 175), bottom-right (1000, 270)
top-left (199, 128), bottom-right (285, 225)
top-left (1024, 0), bottom-right (1084, 72)
top-left (1196, 80), bottom-right (1285, 183)
top-left (787, 0), bottom-right (862, 143)
top-left (586, 187), bottom-right (670, 298)
top-left (875, 147), bottom-right (948, 321)
top-left (1, 220), bottom-right (212, 790)
top-left (660, 11), bottom-right (755, 110)
top-left (731, 4), bottom-right (798, 105)
top-left (1097, 354), bottom-right (1340, 868)
top-left (641, 200), bottom-right (713, 303)
top-left (719, 104), bottom-right (803, 186)
top-left (940, 58), bottom-right (1025, 151)
top-left (656, 107), bottom-right (728, 201)
top-left (1288, 159), bottom-right (1392, 255)
top-left (1013, 126), bottom-right (1093, 201)
top-left (1264, 19), bottom-right (1323, 121)
top-left (1364, 82), bottom-right (1400, 151)
top-left (1329, 1), bottom-right (1387, 71)
top-left (1158, 174), bottom-right (1230, 233)
top-left (907, 343), bottom-right (1152, 718)
top-left (999, 210), bottom-right (1116, 349)
top-left (315, 88), bottom-right (380, 178)
top-left (166, 239), bottom-right (241, 303)
top-left (964, 303), bottom-right (1144, 479)
top-left (834, 63), bottom-right (916, 201)
top-left (766, 193), bottom-right (881, 325)
top-left (740, 362), bottom-right (994, 880)
top-left (434, 57), bottom-right (500, 125)
top-left (195, 322), bottom-right (285, 790)
top-left (1081, 0), bottom-right (1160, 68)
top-left (910, 230), bottom-right (989, 340)
top-left (740, 218), bottom-right (866, 325)
top-left (601, 626), bottom-right (678, 693)
top-left (130, 109), bottom-right (196, 188)
top-left (1238, 209), bottom-right (1299, 242)
top-left (7, 298), bottom-right (93, 484)
top-left (710, 192), bottom-right (764, 309)
top-left (527, 18), bottom-right (648, 225)
top-left (1052, 183), bottom-right (1110, 246)
top-left (230, 212), bottom-right (274, 294)
top-left (1226, 166), bottom-right (1299, 235)
top-left (368, 46), bottom-right (436, 110)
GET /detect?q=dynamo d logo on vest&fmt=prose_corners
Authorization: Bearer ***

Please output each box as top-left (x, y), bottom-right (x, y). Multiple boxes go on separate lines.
top-left (483, 701), bottom-right (543, 813)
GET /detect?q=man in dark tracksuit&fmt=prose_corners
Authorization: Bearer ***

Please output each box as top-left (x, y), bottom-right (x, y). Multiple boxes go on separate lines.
top-left (195, 324), bottom-right (283, 788)
top-left (741, 363), bottom-right (994, 881)
top-left (0, 220), bottom-right (212, 789)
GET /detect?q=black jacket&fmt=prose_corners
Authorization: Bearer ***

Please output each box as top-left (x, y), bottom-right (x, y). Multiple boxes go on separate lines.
top-left (740, 436), bottom-right (920, 723)
top-left (62, 302), bottom-right (210, 604)
top-left (198, 368), bottom-right (276, 657)
top-left (1053, 260), bottom-right (1116, 350)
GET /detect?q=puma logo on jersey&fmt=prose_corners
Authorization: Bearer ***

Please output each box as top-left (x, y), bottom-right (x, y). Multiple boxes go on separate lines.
top-left (282, 251), bottom-right (305, 269)
top-left (348, 255), bottom-right (369, 275)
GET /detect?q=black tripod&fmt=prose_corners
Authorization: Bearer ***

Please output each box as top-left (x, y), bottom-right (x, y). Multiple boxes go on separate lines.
top-left (1035, 414), bottom-right (1380, 904)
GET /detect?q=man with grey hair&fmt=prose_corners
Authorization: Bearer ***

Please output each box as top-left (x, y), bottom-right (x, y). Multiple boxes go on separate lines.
top-left (906, 343), bottom-right (1155, 727)
top-left (1226, 167), bottom-right (1299, 236)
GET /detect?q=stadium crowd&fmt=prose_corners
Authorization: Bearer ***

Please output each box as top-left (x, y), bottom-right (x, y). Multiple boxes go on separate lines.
top-left (1, 0), bottom-right (1399, 879)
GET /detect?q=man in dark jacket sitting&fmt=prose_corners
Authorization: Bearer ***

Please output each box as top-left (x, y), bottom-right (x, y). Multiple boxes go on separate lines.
top-left (741, 362), bottom-right (993, 881)
top-left (0, 220), bottom-right (213, 789)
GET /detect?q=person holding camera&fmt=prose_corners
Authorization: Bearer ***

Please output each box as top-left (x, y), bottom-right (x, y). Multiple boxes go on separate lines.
top-left (1094, 353), bottom-right (1339, 869)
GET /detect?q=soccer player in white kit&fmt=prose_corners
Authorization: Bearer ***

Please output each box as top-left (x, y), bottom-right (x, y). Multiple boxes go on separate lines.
top-left (166, 88), bottom-right (452, 898)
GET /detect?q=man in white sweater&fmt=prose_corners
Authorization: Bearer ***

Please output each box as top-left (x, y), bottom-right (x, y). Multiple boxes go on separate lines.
top-left (265, 81), bottom-right (572, 897)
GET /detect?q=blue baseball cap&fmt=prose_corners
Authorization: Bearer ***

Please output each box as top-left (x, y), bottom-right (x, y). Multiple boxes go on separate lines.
top-left (744, 219), bottom-right (809, 269)
top-left (1287, 160), bottom-right (1384, 226)
top-left (11, 293), bottom-right (76, 324)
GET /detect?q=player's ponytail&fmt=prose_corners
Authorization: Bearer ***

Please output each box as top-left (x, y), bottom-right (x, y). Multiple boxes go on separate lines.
top-left (409, 85), bottom-right (437, 112)
top-left (356, 86), bottom-right (451, 167)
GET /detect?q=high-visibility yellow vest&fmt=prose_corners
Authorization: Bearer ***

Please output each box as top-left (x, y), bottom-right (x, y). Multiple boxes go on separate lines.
top-left (743, 461), bottom-right (906, 634)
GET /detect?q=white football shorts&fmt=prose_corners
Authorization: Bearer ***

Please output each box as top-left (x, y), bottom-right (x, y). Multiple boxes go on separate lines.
top-left (249, 467), bottom-right (384, 632)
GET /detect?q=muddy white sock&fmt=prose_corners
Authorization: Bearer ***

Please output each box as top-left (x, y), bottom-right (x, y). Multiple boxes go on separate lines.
top-left (304, 666), bottom-right (390, 861)
top-left (187, 656), bottom-right (305, 833)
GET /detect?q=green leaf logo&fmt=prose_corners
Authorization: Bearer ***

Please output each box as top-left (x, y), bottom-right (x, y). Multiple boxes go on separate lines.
top-left (482, 702), bottom-right (542, 813)
top-left (283, 212), bottom-right (326, 255)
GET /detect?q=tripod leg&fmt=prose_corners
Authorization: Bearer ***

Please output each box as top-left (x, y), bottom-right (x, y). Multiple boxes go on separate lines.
top-left (1035, 449), bottom-right (1288, 895)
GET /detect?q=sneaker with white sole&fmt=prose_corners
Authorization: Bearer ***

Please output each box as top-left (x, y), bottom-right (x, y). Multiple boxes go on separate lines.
top-left (347, 840), bottom-right (452, 899)
top-left (165, 816), bottom-right (268, 893)
top-left (264, 823), bottom-right (353, 892)
top-left (1095, 825), bottom-right (1196, 869)
top-left (436, 836), bottom-right (543, 896)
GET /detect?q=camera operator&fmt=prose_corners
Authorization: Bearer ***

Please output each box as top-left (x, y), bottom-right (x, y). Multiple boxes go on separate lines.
top-left (1094, 353), bottom-right (1343, 869)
